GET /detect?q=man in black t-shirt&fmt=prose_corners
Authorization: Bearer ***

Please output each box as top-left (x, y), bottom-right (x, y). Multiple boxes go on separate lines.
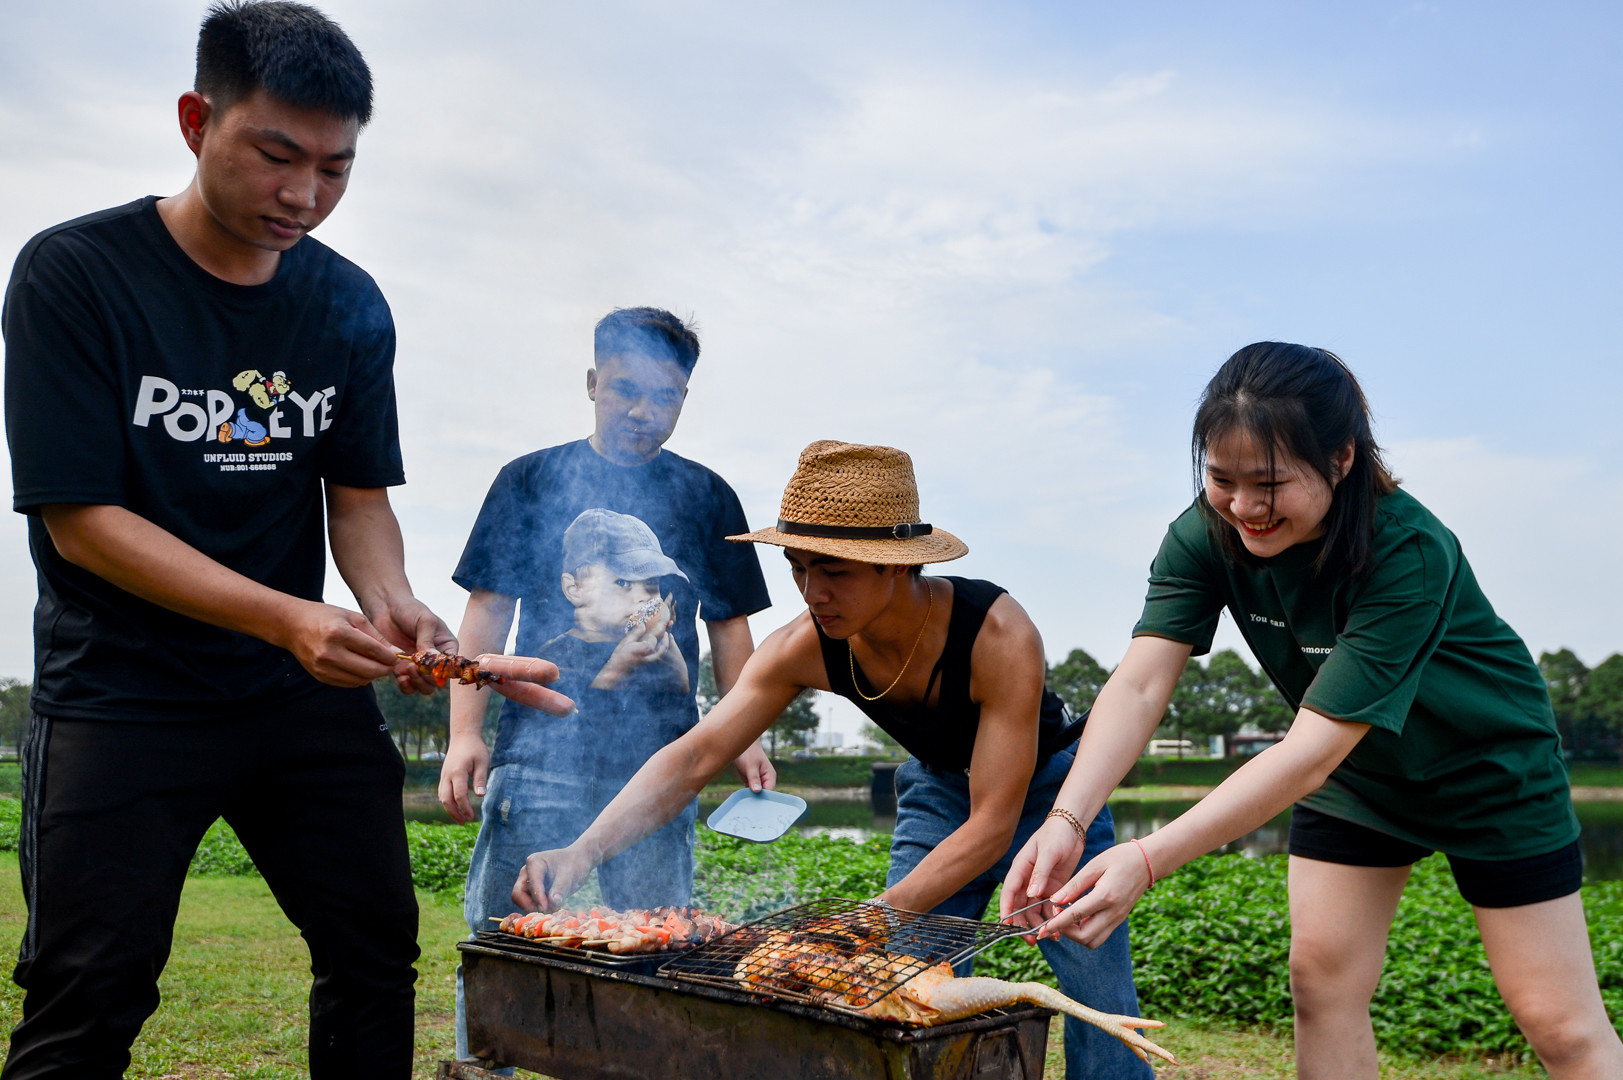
top-left (1, 4), bottom-right (563, 1076)
top-left (437, 307), bottom-right (771, 1061)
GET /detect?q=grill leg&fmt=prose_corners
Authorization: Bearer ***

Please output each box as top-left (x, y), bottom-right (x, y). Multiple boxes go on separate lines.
top-left (436, 1060), bottom-right (507, 1079)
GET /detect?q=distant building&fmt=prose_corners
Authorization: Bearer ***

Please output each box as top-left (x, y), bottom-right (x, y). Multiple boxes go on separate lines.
top-left (1229, 731), bottom-right (1287, 758)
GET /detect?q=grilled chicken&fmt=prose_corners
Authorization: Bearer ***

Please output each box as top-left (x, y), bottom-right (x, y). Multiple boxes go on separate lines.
top-left (735, 932), bottom-right (1177, 1066)
top-left (866, 962), bottom-right (1175, 1065)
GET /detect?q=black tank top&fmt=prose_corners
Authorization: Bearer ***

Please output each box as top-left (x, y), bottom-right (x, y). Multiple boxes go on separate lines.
top-left (816, 576), bottom-right (1083, 774)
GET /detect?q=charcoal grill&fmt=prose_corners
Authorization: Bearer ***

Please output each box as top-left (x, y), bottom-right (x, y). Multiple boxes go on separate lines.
top-left (468, 930), bottom-right (674, 976)
top-left (454, 915), bottom-right (1052, 1079)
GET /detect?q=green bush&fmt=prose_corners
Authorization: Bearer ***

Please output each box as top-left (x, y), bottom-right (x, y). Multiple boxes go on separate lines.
top-left (405, 820), bottom-right (481, 894)
top-left (764, 756), bottom-right (893, 788)
top-left (0, 797), bottom-right (19, 852)
top-left (188, 819), bottom-right (259, 876)
top-left (691, 831), bottom-right (892, 920)
top-left (1567, 764), bottom-right (1623, 788)
top-left (185, 816), bottom-right (482, 896)
top-left (1123, 758), bottom-right (1240, 788)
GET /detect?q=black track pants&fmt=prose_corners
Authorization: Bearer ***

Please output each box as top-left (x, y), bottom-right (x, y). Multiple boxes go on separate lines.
top-left (3, 686), bottom-right (419, 1079)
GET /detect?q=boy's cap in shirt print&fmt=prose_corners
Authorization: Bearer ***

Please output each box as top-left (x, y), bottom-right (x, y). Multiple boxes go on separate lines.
top-left (562, 508), bottom-right (690, 583)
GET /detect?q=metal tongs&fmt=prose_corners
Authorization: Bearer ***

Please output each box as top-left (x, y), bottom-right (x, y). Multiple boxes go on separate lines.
top-left (950, 896), bottom-right (1073, 965)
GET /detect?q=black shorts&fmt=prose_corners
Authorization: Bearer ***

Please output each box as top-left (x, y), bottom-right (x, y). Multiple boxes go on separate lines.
top-left (1288, 805), bottom-right (1582, 909)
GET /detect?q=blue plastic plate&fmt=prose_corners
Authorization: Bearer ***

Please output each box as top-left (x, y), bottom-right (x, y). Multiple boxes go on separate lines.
top-left (705, 788), bottom-right (808, 843)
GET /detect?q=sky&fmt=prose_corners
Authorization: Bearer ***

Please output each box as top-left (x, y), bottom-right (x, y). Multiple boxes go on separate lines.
top-left (1, 1), bottom-right (1619, 744)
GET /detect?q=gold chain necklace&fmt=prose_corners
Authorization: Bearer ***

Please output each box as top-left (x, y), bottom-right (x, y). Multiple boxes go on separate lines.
top-left (849, 579), bottom-right (934, 702)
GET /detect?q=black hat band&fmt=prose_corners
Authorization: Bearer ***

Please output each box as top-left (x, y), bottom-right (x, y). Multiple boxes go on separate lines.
top-left (776, 519), bottom-right (934, 540)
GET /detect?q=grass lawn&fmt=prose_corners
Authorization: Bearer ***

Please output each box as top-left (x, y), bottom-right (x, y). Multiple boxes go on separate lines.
top-left (0, 854), bottom-right (473, 1078)
top-left (1063, 1017), bottom-right (1547, 1079)
top-left (0, 854), bottom-right (1552, 1079)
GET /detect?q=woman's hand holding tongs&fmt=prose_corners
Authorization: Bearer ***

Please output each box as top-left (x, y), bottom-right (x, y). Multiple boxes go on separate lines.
top-left (999, 813), bottom-right (1088, 943)
top-left (997, 895), bottom-right (1074, 945)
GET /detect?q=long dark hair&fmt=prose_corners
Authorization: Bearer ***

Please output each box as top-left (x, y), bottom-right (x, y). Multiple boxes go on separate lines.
top-left (1192, 342), bottom-right (1397, 578)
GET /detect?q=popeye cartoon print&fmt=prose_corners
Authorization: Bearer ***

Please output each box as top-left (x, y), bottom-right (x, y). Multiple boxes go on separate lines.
top-left (217, 407), bottom-right (270, 445)
top-left (213, 369), bottom-right (293, 445)
top-left (234, 369), bottom-right (291, 409)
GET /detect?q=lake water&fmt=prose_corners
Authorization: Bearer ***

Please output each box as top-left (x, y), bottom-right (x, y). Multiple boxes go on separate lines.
top-left (406, 794), bottom-right (1623, 881)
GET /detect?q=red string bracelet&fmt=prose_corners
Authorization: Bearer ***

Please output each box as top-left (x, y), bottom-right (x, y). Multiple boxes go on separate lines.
top-left (1129, 837), bottom-right (1157, 887)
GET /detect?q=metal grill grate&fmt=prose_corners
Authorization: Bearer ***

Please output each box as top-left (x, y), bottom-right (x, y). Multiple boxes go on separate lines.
top-left (658, 898), bottom-right (1026, 1016)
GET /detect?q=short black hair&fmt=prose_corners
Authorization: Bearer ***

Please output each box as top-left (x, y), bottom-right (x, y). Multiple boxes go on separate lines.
top-left (196, 1), bottom-right (373, 124)
top-left (594, 308), bottom-right (700, 375)
top-left (870, 565), bottom-right (925, 577)
top-left (1192, 341), bottom-right (1397, 580)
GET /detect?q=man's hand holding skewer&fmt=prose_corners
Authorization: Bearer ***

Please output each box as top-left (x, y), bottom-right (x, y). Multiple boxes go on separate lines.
top-left (371, 595), bottom-right (456, 695)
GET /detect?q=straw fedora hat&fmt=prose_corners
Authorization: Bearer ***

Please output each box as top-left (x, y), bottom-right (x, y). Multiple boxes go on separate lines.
top-left (728, 441), bottom-right (968, 564)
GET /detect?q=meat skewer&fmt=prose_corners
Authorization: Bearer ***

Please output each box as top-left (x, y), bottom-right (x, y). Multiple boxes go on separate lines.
top-left (398, 649), bottom-right (506, 689)
top-left (493, 905), bottom-right (738, 955)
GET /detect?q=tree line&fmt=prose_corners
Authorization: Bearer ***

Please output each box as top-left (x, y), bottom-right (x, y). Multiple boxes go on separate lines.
top-left (1046, 647), bottom-right (1294, 754)
top-left (696, 653), bottom-right (819, 755)
top-left (1041, 645), bottom-right (1623, 765)
top-left (0, 678), bottom-right (26, 755)
top-left (1538, 649), bottom-right (1623, 764)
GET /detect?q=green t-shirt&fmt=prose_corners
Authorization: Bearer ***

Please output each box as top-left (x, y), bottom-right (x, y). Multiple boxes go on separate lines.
top-left (1133, 488), bottom-right (1577, 861)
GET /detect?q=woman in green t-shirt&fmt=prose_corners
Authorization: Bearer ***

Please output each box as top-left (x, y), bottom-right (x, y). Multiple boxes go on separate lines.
top-left (1001, 342), bottom-right (1621, 1078)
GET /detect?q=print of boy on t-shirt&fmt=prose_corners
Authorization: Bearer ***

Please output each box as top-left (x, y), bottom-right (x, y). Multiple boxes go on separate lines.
top-left (540, 508), bottom-right (690, 700)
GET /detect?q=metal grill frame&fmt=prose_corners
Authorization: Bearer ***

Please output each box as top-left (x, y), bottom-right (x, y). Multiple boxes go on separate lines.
top-left (476, 905), bottom-right (737, 970)
top-left (657, 898), bottom-right (1028, 1016)
top-left (470, 930), bottom-right (687, 972)
top-left (457, 938), bottom-right (1053, 1079)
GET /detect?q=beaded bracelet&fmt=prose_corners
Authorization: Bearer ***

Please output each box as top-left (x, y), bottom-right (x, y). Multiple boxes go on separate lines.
top-left (1129, 837), bottom-right (1157, 887)
top-left (1045, 807), bottom-right (1088, 844)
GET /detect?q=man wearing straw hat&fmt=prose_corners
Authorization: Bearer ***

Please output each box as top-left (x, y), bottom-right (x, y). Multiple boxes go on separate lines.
top-left (500, 441), bottom-right (1151, 1079)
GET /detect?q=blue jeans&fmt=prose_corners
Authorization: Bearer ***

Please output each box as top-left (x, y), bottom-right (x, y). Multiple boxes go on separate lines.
top-left (455, 762), bottom-right (698, 1062)
top-left (889, 750), bottom-right (1153, 1080)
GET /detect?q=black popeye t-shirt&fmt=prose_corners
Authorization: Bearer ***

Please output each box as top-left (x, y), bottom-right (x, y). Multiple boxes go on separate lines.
top-left (3, 197), bottom-right (404, 720)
